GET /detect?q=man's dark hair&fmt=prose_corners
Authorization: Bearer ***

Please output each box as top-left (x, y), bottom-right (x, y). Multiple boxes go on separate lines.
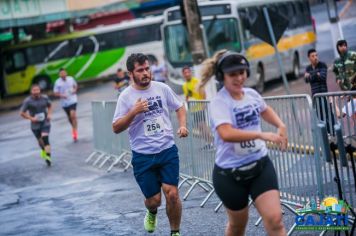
top-left (31, 83), bottom-right (40, 90)
top-left (182, 66), bottom-right (191, 73)
top-left (117, 68), bottom-right (123, 73)
top-left (59, 68), bottom-right (66, 73)
top-left (308, 49), bottom-right (317, 57)
top-left (126, 53), bottom-right (148, 72)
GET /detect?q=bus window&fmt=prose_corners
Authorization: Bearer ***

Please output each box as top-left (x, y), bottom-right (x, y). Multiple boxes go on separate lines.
top-left (72, 37), bottom-right (95, 56)
top-left (120, 23), bottom-right (161, 47)
top-left (204, 18), bottom-right (240, 52)
top-left (5, 51), bottom-right (26, 74)
top-left (164, 18), bottom-right (240, 66)
top-left (278, 3), bottom-right (289, 21)
top-left (46, 41), bottom-right (71, 61)
top-left (164, 24), bottom-right (191, 66)
top-left (302, 1), bottom-right (312, 24)
top-left (26, 46), bottom-right (47, 64)
top-left (97, 31), bottom-right (118, 50)
top-left (286, 2), bottom-right (298, 29)
top-left (293, 1), bottom-right (305, 27)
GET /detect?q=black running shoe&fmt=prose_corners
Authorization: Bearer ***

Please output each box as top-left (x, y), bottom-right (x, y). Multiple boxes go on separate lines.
top-left (46, 160), bottom-right (51, 167)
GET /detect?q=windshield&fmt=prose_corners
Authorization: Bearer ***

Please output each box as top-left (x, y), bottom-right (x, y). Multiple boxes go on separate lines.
top-left (164, 18), bottom-right (241, 67)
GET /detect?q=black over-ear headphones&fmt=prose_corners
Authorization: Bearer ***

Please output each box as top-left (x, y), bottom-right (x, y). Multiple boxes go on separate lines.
top-left (215, 51), bottom-right (250, 81)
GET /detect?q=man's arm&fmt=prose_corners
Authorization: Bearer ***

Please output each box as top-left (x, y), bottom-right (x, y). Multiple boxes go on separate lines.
top-left (260, 106), bottom-right (287, 149)
top-left (175, 105), bottom-right (188, 137)
top-left (317, 63), bottom-right (328, 81)
top-left (304, 66), bottom-right (311, 83)
top-left (112, 98), bottom-right (148, 134)
top-left (333, 62), bottom-right (342, 84)
top-left (47, 104), bottom-right (53, 121)
top-left (72, 78), bottom-right (78, 94)
top-left (54, 92), bottom-right (66, 99)
top-left (112, 110), bottom-right (137, 134)
top-left (20, 111), bottom-right (36, 122)
top-left (53, 83), bottom-right (66, 99)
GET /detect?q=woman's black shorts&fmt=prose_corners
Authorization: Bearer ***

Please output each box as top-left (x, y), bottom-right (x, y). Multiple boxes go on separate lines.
top-left (213, 156), bottom-right (279, 211)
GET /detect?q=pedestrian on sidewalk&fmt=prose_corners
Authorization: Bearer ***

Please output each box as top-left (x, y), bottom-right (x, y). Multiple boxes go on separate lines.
top-left (305, 48), bottom-right (335, 134)
top-left (114, 68), bottom-right (130, 96)
top-left (199, 50), bottom-right (288, 236)
top-left (181, 66), bottom-right (213, 150)
top-left (53, 68), bottom-right (79, 142)
top-left (151, 57), bottom-right (168, 83)
top-left (20, 84), bottom-right (52, 166)
top-left (333, 39), bottom-right (356, 91)
top-left (112, 53), bottom-right (188, 236)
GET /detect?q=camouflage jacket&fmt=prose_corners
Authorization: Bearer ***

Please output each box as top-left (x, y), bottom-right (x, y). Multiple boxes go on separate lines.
top-left (333, 51), bottom-right (356, 90)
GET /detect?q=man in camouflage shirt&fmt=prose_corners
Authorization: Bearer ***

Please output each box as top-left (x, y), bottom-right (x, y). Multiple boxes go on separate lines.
top-left (333, 39), bottom-right (356, 91)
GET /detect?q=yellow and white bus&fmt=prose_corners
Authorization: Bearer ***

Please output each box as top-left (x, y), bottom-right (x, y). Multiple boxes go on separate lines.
top-left (162, 0), bottom-right (316, 92)
top-left (0, 15), bottom-right (163, 96)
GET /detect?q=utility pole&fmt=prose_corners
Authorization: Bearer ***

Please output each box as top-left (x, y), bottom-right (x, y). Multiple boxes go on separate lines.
top-left (326, 0), bottom-right (344, 58)
top-left (181, 0), bottom-right (206, 64)
top-left (181, 0), bottom-right (216, 99)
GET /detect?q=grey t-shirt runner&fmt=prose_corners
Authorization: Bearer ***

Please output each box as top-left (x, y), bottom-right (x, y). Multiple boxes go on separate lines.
top-left (20, 95), bottom-right (51, 130)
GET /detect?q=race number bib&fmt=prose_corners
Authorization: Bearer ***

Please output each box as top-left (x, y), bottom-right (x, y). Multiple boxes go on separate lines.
top-left (234, 139), bottom-right (264, 156)
top-left (35, 112), bottom-right (45, 122)
top-left (143, 116), bottom-right (164, 136)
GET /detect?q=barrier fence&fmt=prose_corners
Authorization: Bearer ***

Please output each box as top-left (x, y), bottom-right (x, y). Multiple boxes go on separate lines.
top-left (88, 92), bottom-right (356, 235)
top-left (86, 101), bottom-right (132, 172)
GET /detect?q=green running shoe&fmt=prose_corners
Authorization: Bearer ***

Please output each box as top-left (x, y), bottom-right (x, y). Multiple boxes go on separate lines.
top-left (144, 210), bottom-right (157, 233)
top-left (40, 150), bottom-right (46, 159)
top-left (171, 232), bottom-right (180, 236)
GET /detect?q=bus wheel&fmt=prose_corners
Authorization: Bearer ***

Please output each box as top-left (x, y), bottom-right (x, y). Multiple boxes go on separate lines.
top-left (292, 54), bottom-right (300, 79)
top-left (34, 77), bottom-right (50, 91)
top-left (255, 65), bottom-right (264, 93)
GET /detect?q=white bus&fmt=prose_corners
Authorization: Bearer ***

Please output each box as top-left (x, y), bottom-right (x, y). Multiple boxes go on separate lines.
top-left (1, 15), bottom-right (163, 96)
top-left (161, 0), bottom-right (316, 92)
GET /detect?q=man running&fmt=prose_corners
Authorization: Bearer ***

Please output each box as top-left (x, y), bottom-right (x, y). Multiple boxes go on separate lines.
top-left (53, 68), bottom-right (78, 142)
top-left (112, 53), bottom-right (188, 236)
top-left (20, 84), bottom-right (52, 166)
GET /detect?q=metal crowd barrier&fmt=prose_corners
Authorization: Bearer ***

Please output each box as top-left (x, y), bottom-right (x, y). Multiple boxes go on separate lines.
top-left (262, 95), bottom-right (325, 235)
top-left (88, 91), bottom-right (355, 235)
top-left (313, 91), bottom-right (356, 208)
top-left (170, 101), bottom-right (215, 208)
top-left (182, 94), bottom-right (355, 235)
top-left (86, 101), bottom-right (132, 172)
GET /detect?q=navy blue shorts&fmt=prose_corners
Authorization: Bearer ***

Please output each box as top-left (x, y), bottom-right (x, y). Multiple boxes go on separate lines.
top-left (63, 103), bottom-right (77, 117)
top-left (131, 145), bottom-right (179, 199)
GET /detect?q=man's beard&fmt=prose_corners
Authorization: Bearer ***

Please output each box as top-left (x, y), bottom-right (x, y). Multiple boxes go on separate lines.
top-left (133, 75), bottom-right (151, 87)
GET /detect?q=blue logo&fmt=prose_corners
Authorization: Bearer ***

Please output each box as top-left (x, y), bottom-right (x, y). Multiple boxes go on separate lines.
top-left (295, 197), bottom-right (351, 231)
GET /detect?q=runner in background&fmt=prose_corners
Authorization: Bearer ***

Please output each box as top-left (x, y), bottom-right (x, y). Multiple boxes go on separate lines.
top-left (53, 68), bottom-right (78, 142)
top-left (20, 84), bottom-right (53, 166)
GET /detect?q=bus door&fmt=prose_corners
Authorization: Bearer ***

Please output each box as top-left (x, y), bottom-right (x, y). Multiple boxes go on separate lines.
top-left (4, 50), bottom-right (32, 95)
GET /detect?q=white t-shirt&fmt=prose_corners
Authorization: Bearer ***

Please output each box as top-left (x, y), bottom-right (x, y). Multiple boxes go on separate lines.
top-left (151, 64), bottom-right (167, 82)
top-left (210, 87), bottom-right (268, 169)
top-left (53, 76), bottom-right (78, 107)
top-left (342, 99), bottom-right (356, 117)
top-left (112, 81), bottom-right (183, 154)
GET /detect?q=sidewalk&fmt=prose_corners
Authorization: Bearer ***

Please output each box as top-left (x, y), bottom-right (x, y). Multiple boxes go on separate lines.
top-left (0, 95), bottom-right (27, 112)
